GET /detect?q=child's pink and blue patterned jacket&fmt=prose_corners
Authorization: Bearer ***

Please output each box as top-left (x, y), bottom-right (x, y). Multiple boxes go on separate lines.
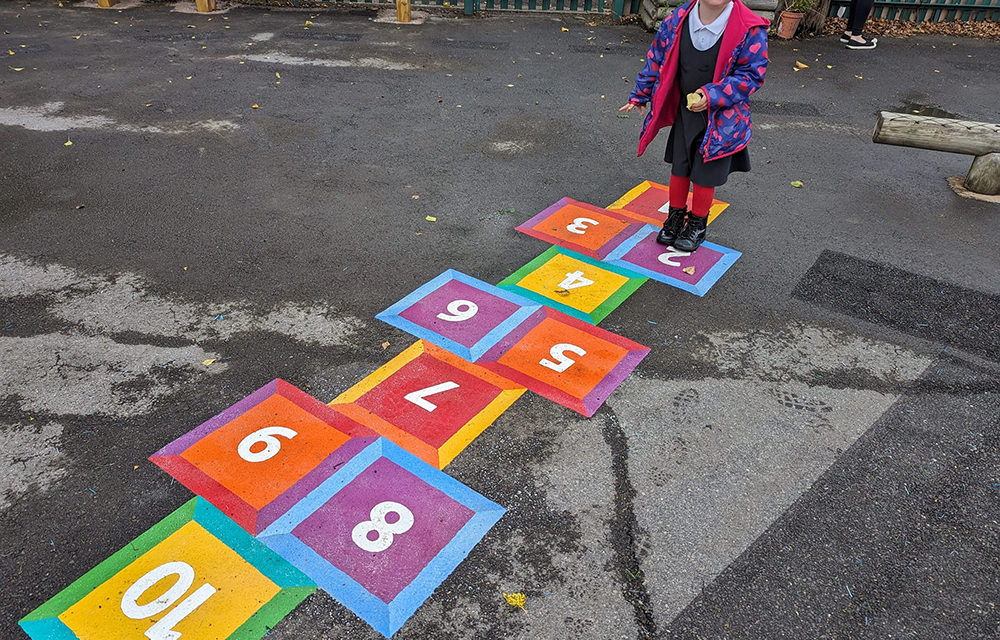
top-left (629, 0), bottom-right (770, 161)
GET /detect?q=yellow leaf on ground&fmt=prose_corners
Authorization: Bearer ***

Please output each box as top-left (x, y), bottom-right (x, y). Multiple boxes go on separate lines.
top-left (425, 215), bottom-right (437, 222)
top-left (11, 67), bottom-right (24, 71)
top-left (790, 180), bottom-right (803, 188)
top-left (63, 139), bottom-right (72, 146)
top-left (794, 60), bottom-right (809, 69)
top-left (251, 103), bottom-right (259, 109)
top-left (682, 266), bottom-right (696, 275)
top-left (381, 341), bottom-right (390, 349)
top-left (503, 593), bottom-right (526, 608)
top-left (561, 27), bottom-right (569, 32)
top-left (202, 358), bottom-right (216, 366)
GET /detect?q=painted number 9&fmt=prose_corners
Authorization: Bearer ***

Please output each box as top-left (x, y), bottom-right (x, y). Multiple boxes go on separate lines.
top-left (566, 217), bottom-right (599, 235)
top-left (120, 561), bottom-right (217, 640)
top-left (539, 343), bottom-right (587, 373)
top-left (436, 299), bottom-right (479, 322)
top-left (351, 501), bottom-right (415, 553)
top-left (237, 426), bottom-right (298, 463)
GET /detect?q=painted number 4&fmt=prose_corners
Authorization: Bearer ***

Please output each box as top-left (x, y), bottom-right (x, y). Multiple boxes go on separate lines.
top-left (539, 343), bottom-right (587, 373)
top-left (352, 501), bottom-right (415, 553)
top-left (558, 271), bottom-right (594, 290)
top-left (120, 561), bottom-right (216, 640)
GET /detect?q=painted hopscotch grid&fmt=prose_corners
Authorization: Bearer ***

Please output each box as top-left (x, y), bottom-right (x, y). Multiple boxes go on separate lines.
top-left (258, 438), bottom-right (505, 638)
top-left (515, 197), bottom-right (647, 260)
top-left (150, 379), bottom-right (375, 535)
top-left (605, 224), bottom-right (742, 297)
top-left (499, 246), bottom-right (648, 325)
top-left (20, 498), bottom-right (315, 640)
top-left (330, 340), bottom-right (526, 469)
top-left (479, 306), bottom-right (650, 417)
top-left (376, 269), bottom-right (541, 362)
top-left (607, 179), bottom-right (730, 226)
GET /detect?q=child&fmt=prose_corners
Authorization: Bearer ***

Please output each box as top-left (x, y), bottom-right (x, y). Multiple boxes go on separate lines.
top-left (619, 0), bottom-right (769, 252)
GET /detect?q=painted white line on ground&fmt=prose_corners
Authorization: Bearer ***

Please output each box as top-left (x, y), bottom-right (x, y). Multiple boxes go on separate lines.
top-left (0, 102), bottom-right (238, 134)
top-left (234, 52), bottom-right (420, 71)
top-left (251, 32), bottom-right (275, 41)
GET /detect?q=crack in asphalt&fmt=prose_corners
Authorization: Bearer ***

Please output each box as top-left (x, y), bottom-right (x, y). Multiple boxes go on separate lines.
top-left (601, 407), bottom-right (659, 640)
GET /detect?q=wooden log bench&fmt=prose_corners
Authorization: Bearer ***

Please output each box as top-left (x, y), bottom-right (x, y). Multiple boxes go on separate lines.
top-left (873, 111), bottom-right (1000, 197)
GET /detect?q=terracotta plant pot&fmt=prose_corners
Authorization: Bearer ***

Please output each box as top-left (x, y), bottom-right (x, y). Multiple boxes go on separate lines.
top-left (776, 10), bottom-right (804, 38)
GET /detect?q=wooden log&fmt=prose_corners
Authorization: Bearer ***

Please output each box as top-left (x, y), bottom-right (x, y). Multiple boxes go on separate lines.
top-left (397, 0), bottom-right (411, 22)
top-left (96, 0), bottom-right (119, 6)
top-left (873, 111), bottom-right (1000, 157)
top-left (965, 153), bottom-right (1000, 196)
top-left (195, 0), bottom-right (217, 11)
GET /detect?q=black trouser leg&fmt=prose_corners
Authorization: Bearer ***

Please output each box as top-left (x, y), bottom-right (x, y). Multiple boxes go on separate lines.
top-left (847, 0), bottom-right (875, 34)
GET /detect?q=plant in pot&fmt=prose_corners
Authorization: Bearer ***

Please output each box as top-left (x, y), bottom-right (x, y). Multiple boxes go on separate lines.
top-left (777, 0), bottom-right (815, 39)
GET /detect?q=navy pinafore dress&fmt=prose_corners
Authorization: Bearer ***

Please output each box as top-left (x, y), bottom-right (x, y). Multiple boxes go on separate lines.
top-left (664, 13), bottom-right (751, 187)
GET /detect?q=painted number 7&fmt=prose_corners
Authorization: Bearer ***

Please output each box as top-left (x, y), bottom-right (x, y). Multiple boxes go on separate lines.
top-left (539, 343), bottom-right (587, 373)
top-left (120, 561), bottom-right (216, 640)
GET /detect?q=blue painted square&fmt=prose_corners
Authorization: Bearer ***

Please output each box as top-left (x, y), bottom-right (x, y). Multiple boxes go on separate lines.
top-left (258, 438), bottom-right (505, 638)
top-left (375, 269), bottom-right (540, 362)
top-left (603, 225), bottom-right (741, 297)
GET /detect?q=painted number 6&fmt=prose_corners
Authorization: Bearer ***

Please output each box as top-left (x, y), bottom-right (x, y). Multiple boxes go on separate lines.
top-left (437, 299), bottom-right (479, 322)
top-left (539, 343), bottom-right (587, 373)
top-left (352, 501), bottom-right (415, 553)
top-left (566, 217), bottom-right (599, 235)
top-left (237, 426), bottom-right (298, 463)
top-left (120, 561), bottom-right (216, 640)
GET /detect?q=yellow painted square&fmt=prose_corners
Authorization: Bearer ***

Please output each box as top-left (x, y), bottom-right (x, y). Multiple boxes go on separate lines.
top-left (60, 521), bottom-right (280, 640)
top-left (516, 253), bottom-right (628, 313)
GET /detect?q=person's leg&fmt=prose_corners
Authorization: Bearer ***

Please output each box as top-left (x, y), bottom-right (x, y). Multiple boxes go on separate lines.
top-left (845, 0), bottom-right (877, 47)
top-left (657, 174), bottom-right (692, 246)
top-left (673, 182), bottom-right (713, 251)
top-left (668, 174), bottom-right (691, 209)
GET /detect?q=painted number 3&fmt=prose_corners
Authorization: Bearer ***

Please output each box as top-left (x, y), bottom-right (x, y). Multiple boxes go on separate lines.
top-left (352, 501), bottom-right (415, 553)
top-left (565, 217), bottom-right (599, 235)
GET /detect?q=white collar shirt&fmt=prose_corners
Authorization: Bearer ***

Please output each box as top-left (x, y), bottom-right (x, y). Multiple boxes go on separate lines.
top-left (688, 0), bottom-right (734, 51)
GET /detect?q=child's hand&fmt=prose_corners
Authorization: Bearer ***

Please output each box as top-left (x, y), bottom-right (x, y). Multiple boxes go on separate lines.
top-left (618, 102), bottom-right (646, 115)
top-left (688, 89), bottom-right (708, 112)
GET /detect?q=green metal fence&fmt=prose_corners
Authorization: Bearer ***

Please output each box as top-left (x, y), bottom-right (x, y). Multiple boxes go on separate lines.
top-left (464, 0), bottom-right (607, 12)
top-left (828, 0), bottom-right (998, 20)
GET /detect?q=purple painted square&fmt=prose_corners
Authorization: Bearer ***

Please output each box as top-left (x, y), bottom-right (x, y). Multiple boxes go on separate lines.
top-left (621, 232), bottom-right (724, 286)
top-left (291, 457), bottom-right (474, 603)
top-left (397, 279), bottom-right (521, 349)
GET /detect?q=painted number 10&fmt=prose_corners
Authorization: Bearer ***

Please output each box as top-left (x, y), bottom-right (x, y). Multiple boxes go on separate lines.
top-left (352, 501), bottom-right (414, 553)
top-left (539, 343), bottom-right (587, 373)
top-left (120, 561), bottom-right (216, 640)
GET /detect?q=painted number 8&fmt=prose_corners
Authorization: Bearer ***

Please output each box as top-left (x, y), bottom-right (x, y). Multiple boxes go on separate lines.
top-left (237, 426), bottom-right (297, 463)
top-left (120, 561), bottom-right (216, 640)
top-left (437, 299), bottom-right (479, 322)
top-left (351, 501), bottom-right (415, 553)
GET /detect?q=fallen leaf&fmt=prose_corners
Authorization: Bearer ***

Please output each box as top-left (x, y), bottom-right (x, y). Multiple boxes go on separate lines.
top-left (381, 341), bottom-right (390, 350)
top-left (251, 103), bottom-right (259, 109)
top-left (202, 358), bottom-right (217, 366)
top-left (506, 83), bottom-right (514, 87)
top-left (411, 194), bottom-right (420, 199)
top-left (275, 71), bottom-right (280, 78)
top-left (561, 27), bottom-right (569, 32)
top-left (305, 20), bottom-right (313, 25)
top-left (682, 266), bottom-right (696, 275)
top-left (425, 215), bottom-right (437, 222)
top-left (183, 266), bottom-right (189, 270)
top-left (790, 180), bottom-right (803, 188)
top-left (185, 75), bottom-right (192, 80)
top-left (7, 50), bottom-right (13, 55)
top-left (10, 66), bottom-right (24, 71)
top-left (794, 60), bottom-right (809, 69)
top-left (503, 593), bottom-right (527, 608)
top-left (75, 203), bottom-right (85, 209)
top-left (63, 139), bottom-right (72, 146)
top-left (133, 465), bottom-right (139, 470)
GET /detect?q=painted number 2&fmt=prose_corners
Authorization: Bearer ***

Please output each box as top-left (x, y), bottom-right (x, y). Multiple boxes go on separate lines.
top-left (238, 426), bottom-right (297, 463)
top-left (120, 561), bottom-right (216, 640)
top-left (558, 271), bottom-right (594, 290)
top-left (352, 501), bottom-right (415, 553)
top-left (437, 299), bottom-right (478, 322)
top-left (657, 249), bottom-right (691, 267)
top-left (539, 343), bottom-right (587, 373)
top-left (565, 217), bottom-right (599, 235)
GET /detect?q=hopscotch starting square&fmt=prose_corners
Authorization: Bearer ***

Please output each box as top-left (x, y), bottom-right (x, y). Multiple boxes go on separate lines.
top-left (605, 225), bottom-right (741, 297)
top-left (376, 269), bottom-right (540, 362)
top-left (479, 307), bottom-right (650, 417)
top-left (150, 379), bottom-right (375, 535)
top-left (330, 340), bottom-right (525, 469)
top-left (515, 197), bottom-right (647, 260)
top-left (607, 180), bottom-right (729, 226)
top-left (499, 246), bottom-right (647, 325)
top-left (258, 438), bottom-right (505, 638)
top-left (20, 498), bottom-right (315, 640)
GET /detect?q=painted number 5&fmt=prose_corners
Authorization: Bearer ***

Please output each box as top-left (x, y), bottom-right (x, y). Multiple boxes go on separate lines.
top-left (120, 561), bottom-right (216, 640)
top-left (566, 217), bottom-right (599, 235)
top-left (539, 343), bottom-right (587, 373)
top-left (437, 299), bottom-right (479, 322)
top-left (352, 501), bottom-right (414, 553)
top-left (238, 426), bottom-right (297, 463)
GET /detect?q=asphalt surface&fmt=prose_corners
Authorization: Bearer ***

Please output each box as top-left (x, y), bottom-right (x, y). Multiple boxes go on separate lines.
top-left (1, 2), bottom-right (998, 639)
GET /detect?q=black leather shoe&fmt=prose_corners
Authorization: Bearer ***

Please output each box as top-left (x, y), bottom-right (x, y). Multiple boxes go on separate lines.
top-left (656, 206), bottom-right (687, 246)
top-left (673, 213), bottom-right (707, 251)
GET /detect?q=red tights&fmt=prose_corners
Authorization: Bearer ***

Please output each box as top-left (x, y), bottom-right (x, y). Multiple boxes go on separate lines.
top-left (668, 175), bottom-right (714, 218)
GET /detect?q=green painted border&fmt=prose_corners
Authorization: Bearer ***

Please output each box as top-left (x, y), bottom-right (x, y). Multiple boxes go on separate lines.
top-left (499, 246), bottom-right (647, 325)
top-left (19, 499), bottom-right (197, 625)
top-left (230, 587), bottom-right (315, 640)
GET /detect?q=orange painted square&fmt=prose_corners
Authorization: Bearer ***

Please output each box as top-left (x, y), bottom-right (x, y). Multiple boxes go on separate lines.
top-left (180, 395), bottom-right (350, 510)
top-left (496, 316), bottom-right (629, 400)
top-left (532, 204), bottom-right (630, 252)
